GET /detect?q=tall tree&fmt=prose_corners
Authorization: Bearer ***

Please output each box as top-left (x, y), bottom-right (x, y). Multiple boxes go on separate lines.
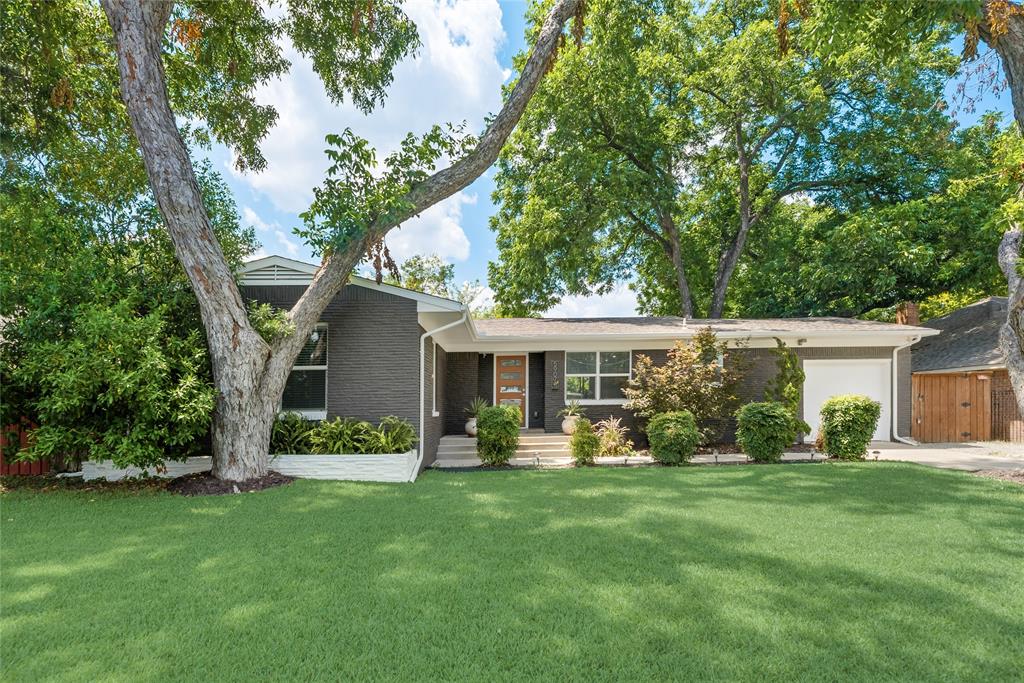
top-left (725, 116), bottom-right (1017, 318)
top-left (91, 0), bottom-right (582, 480)
top-left (489, 0), bottom-right (957, 317)
top-left (803, 0), bottom-right (1024, 410)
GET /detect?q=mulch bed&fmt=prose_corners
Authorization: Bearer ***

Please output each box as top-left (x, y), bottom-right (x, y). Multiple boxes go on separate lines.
top-left (165, 471), bottom-right (294, 496)
top-left (693, 442), bottom-right (816, 455)
top-left (973, 469), bottom-right (1024, 486)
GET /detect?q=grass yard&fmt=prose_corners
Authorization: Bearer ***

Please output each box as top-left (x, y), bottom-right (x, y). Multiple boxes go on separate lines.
top-left (2, 463), bottom-right (1022, 682)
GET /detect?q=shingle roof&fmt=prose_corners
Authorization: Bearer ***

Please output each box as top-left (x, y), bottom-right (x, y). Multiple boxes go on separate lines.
top-left (912, 297), bottom-right (1007, 372)
top-left (473, 316), bottom-right (927, 338)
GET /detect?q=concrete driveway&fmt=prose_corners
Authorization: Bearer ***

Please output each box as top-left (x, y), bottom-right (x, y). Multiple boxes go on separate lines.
top-left (869, 441), bottom-right (1024, 472)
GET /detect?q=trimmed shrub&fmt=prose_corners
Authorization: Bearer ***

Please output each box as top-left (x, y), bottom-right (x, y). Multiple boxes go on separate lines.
top-left (735, 402), bottom-right (793, 463)
top-left (819, 394), bottom-right (881, 460)
top-left (270, 412), bottom-right (314, 454)
top-left (647, 411), bottom-right (701, 465)
top-left (477, 405), bottom-right (521, 465)
top-left (596, 416), bottom-right (634, 456)
top-left (569, 418), bottom-right (601, 465)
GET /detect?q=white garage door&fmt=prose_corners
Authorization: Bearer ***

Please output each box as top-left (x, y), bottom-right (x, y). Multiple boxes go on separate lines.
top-left (803, 359), bottom-right (891, 442)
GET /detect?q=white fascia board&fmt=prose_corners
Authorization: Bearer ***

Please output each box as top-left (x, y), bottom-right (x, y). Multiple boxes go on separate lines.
top-left (444, 330), bottom-right (935, 353)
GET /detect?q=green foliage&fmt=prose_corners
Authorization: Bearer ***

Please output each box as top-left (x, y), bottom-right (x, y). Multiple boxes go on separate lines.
top-left (647, 411), bottom-right (701, 465)
top-left (248, 302), bottom-right (295, 344)
top-left (306, 416), bottom-right (416, 455)
top-left (735, 402), bottom-right (794, 463)
top-left (489, 0), bottom-right (961, 317)
top-left (12, 303), bottom-right (216, 468)
top-left (624, 329), bottom-right (745, 443)
top-left (596, 416), bottom-right (634, 457)
top-left (819, 395), bottom-right (882, 461)
top-left (301, 125), bottom-right (475, 255)
top-left (363, 415), bottom-right (417, 454)
top-left (308, 418), bottom-right (375, 454)
top-left (764, 339), bottom-right (811, 438)
top-left (465, 397), bottom-right (489, 418)
top-left (270, 413), bottom-right (314, 455)
top-left (569, 418), bottom-right (601, 465)
top-left (380, 254), bottom-right (495, 317)
top-left (731, 117), bottom-right (1017, 318)
top-left (476, 405), bottom-right (521, 466)
top-left (557, 400), bottom-right (586, 418)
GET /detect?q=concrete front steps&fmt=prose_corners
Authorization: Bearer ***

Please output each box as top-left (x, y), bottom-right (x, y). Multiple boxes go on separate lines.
top-left (434, 431), bottom-right (573, 468)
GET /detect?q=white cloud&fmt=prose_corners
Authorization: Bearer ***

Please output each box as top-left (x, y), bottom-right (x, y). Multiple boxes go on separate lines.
top-left (242, 206), bottom-right (273, 232)
top-left (547, 285), bottom-right (640, 318)
top-left (386, 191), bottom-right (475, 262)
top-left (228, 0), bottom-right (508, 230)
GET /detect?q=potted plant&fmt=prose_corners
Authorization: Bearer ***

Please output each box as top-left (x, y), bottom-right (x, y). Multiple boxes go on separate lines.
top-left (557, 400), bottom-right (586, 435)
top-left (465, 397), bottom-right (489, 436)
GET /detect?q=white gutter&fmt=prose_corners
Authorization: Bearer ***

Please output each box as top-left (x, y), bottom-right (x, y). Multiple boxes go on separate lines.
top-left (413, 309), bottom-right (469, 481)
top-left (892, 336), bottom-right (922, 446)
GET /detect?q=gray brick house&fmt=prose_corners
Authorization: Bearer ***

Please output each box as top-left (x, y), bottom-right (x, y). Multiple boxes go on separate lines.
top-left (241, 256), bottom-right (938, 470)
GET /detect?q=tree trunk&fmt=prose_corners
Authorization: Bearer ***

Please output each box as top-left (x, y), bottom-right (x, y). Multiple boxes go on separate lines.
top-left (710, 125), bottom-right (754, 318)
top-left (658, 211), bottom-right (694, 317)
top-left (981, 8), bottom-right (1024, 412)
top-left (101, 0), bottom-right (581, 479)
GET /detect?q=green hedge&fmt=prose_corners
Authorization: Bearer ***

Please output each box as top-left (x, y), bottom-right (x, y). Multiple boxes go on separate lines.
top-left (477, 405), bottom-right (521, 466)
top-left (735, 402), bottom-right (793, 463)
top-left (647, 411), bottom-right (701, 465)
top-left (819, 394), bottom-right (881, 460)
top-left (569, 418), bottom-right (600, 466)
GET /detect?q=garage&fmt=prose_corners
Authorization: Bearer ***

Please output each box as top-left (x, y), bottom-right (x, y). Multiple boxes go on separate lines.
top-left (803, 359), bottom-right (892, 442)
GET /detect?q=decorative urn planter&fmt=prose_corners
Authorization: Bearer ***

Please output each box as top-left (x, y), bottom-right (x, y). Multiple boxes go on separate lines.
top-left (561, 415), bottom-right (579, 435)
top-left (465, 417), bottom-right (478, 437)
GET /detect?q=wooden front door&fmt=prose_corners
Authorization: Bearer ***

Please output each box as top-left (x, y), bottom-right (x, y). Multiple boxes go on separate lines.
top-left (495, 355), bottom-right (527, 426)
top-left (912, 372), bottom-right (992, 443)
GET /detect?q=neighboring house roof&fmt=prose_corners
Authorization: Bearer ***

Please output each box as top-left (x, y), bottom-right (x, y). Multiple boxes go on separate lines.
top-left (473, 316), bottom-right (928, 338)
top-left (912, 297), bottom-right (1007, 373)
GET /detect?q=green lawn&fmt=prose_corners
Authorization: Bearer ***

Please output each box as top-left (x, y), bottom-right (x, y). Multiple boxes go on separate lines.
top-left (2, 463), bottom-right (1022, 682)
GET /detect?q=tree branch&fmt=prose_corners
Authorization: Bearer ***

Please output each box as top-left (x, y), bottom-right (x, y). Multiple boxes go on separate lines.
top-left (279, 0), bottom-right (583, 365)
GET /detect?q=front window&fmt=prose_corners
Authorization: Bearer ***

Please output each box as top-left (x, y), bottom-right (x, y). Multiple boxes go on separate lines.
top-left (282, 324), bottom-right (328, 419)
top-left (565, 351), bottom-right (630, 403)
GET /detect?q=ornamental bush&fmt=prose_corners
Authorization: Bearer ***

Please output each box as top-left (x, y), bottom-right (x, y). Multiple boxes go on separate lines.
top-left (596, 416), bottom-right (633, 456)
top-left (647, 411), bottom-right (701, 465)
top-left (569, 418), bottom-right (601, 466)
top-left (477, 405), bottom-right (521, 465)
top-left (306, 416), bottom-right (417, 455)
top-left (819, 394), bottom-right (881, 460)
top-left (270, 412), bottom-right (314, 454)
top-left (735, 402), bottom-right (793, 463)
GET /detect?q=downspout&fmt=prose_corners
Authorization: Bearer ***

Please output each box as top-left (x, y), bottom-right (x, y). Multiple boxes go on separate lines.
top-left (892, 336), bottom-right (921, 446)
top-left (414, 309), bottom-right (469, 481)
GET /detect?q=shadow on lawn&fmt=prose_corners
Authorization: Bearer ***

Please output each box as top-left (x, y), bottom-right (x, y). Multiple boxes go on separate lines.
top-left (2, 463), bottom-right (1022, 681)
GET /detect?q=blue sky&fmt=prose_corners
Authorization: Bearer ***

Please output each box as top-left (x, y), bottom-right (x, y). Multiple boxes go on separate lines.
top-left (204, 1), bottom-right (1011, 317)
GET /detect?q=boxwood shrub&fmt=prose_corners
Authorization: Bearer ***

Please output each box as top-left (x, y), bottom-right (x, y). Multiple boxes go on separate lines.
top-left (819, 394), bottom-right (881, 460)
top-left (735, 401), bottom-right (793, 463)
top-left (477, 405), bottom-right (521, 466)
top-left (569, 418), bottom-right (600, 466)
top-left (647, 411), bottom-right (701, 465)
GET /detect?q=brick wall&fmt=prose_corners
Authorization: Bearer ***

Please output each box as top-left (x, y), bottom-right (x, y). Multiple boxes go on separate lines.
top-left (444, 352), bottom-right (480, 435)
top-left (241, 283), bottom-right (421, 444)
top-left (528, 352), bottom-right (545, 428)
top-left (421, 334), bottom-right (447, 469)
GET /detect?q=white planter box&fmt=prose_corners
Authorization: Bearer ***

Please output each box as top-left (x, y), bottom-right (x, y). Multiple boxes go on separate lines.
top-left (82, 451), bottom-right (419, 483)
top-left (270, 451), bottom-right (418, 482)
top-left (82, 457), bottom-right (212, 481)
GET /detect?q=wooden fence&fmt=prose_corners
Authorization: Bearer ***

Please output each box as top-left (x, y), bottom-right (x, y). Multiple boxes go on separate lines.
top-left (0, 422), bottom-right (50, 476)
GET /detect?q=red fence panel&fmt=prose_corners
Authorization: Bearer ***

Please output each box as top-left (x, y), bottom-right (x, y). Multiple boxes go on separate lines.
top-left (0, 422), bottom-right (50, 476)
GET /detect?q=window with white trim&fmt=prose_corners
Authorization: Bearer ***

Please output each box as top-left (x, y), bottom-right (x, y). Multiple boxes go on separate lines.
top-left (281, 324), bottom-right (328, 419)
top-left (565, 351), bottom-right (630, 403)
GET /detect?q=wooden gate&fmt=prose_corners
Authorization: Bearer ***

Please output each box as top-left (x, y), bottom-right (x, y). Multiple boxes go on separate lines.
top-left (911, 373), bottom-right (991, 443)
